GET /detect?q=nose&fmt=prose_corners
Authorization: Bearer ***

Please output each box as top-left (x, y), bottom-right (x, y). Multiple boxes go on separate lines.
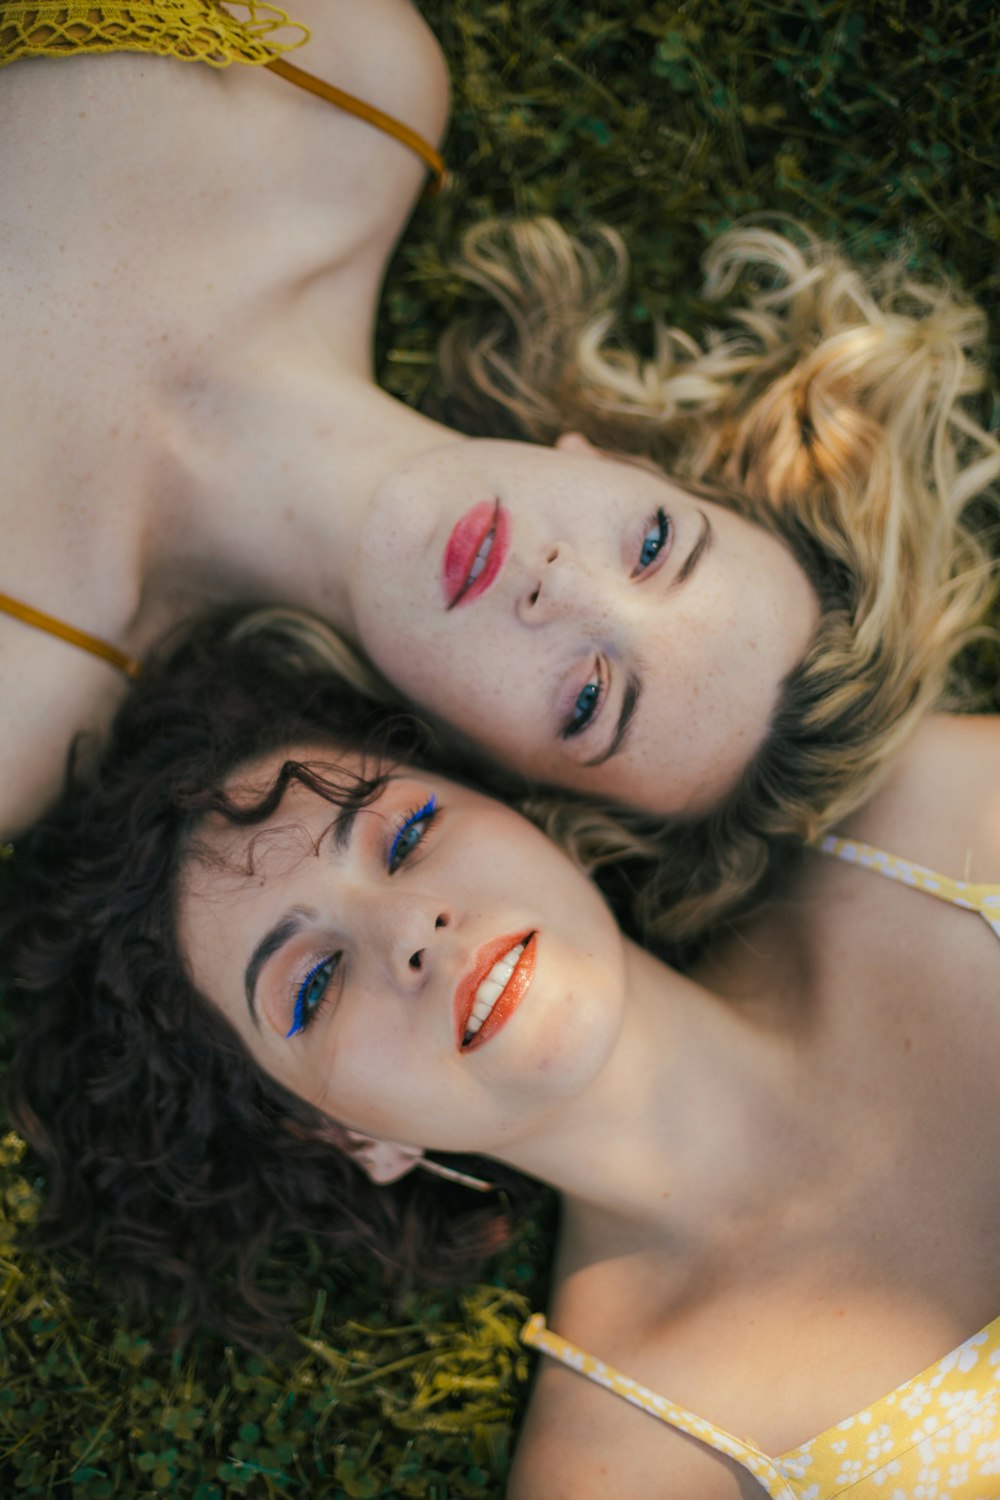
top-left (369, 893), bottom-right (451, 990)
top-left (516, 543), bottom-right (601, 626)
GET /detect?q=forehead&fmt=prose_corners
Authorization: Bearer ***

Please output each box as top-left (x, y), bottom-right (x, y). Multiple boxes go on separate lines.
top-left (230, 744), bottom-right (368, 797)
top-left (176, 748), bottom-right (370, 980)
top-left (181, 744), bottom-right (373, 881)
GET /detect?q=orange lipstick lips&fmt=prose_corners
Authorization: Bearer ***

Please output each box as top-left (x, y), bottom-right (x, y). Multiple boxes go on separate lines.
top-left (454, 931), bottom-right (537, 1052)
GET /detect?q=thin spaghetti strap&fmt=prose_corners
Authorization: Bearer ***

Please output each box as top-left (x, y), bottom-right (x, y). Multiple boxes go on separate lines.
top-left (0, 592), bottom-right (141, 680)
top-left (264, 56), bottom-right (446, 191)
top-left (816, 832), bottom-right (1000, 942)
top-left (521, 1315), bottom-right (798, 1500)
top-left (0, 7), bottom-right (446, 190)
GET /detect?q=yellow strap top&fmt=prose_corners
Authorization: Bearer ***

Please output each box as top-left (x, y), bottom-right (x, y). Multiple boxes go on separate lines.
top-left (0, 2), bottom-right (446, 188)
top-left (522, 1313), bottom-right (799, 1499)
top-left (817, 833), bottom-right (1000, 941)
top-left (523, 1310), bottom-right (1000, 1499)
top-left (523, 839), bottom-right (1000, 1494)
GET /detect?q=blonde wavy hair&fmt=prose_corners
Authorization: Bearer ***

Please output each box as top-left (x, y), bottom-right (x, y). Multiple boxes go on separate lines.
top-left (429, 218), bottom-right (1000, 945)
top-left (237, 223), bottom-right (999, 947)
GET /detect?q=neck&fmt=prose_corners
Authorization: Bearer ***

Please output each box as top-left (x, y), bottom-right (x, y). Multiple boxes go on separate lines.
top-left (144, 349), bottom-right (466, 640)
top-left (502, 941), bottom-right (805, 1263)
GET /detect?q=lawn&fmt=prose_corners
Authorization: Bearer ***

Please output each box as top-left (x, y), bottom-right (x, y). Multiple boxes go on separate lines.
top-left (2, 2), bottom-right (998, 1495)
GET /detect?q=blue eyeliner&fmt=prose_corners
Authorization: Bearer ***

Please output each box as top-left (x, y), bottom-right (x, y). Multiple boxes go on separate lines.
top-left (284, 795), bottom-right (439, 1041)
top-left (389, 794), bottom-right (437, 871)
top-left (286, 956), bottom-right (331, 1038)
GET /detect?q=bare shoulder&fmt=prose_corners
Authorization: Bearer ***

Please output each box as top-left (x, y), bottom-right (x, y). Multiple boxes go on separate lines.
top-left (271, 0), bottom-right (449, 137)
top-left (0, 0), bottom-right (447, 251)
top-left (507, 1349), bottom-right (757, 1500)
top-left (841, 714), bottom-right (1000, 882)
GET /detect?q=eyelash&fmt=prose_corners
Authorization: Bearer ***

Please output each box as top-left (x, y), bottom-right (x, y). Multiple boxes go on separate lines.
top-left (286, 954), bottom-right (339, 1039)
top-left (388, 794), bottom-right (439, 872)
top-left (561, 656), bottom-right (607, 740)
top-left (285, 794), bottom-right (441, 1038)
top-left (633, 508), bottom-right (670, 577)
top-left (559, 511), bottom-right (668, 743)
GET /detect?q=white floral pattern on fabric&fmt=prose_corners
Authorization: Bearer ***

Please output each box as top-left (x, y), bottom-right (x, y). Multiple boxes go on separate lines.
top-left (522, 836), bottom-right (1000, 1496)
top-left (522, 1311), bottom-right (1000, 1498)
top-left (816, 835), bottom-right (1000, 942)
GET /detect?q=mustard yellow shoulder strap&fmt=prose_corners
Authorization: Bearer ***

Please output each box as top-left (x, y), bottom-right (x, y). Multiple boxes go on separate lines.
top-left (520, 1315), bottom-right (798, 1500)
top-left (264, 58), bottom-right (445, 191)
top-left (0, 592), bottom-right (140, 679)
top-left (0, 4), bottom-right (445, 191)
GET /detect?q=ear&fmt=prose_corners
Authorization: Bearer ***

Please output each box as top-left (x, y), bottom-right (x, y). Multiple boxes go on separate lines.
top-left (554, 431), bottom-right (603, 458)
top-left (343, 1129), bottom-right (425, 1185)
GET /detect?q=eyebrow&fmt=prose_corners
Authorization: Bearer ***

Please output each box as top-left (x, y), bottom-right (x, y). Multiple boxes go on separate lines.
top-left (241, 803), bottom-right (362, 1026)
top-left (673, 510), bottom-right (712, 588)
top-left (582, 672), bottom-right (642, 768)
top-left (244, 907), bottom-right (316, 1028)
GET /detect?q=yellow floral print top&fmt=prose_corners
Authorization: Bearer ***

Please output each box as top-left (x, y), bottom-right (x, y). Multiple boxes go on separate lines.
top-left (524, 839), bottom-right (1000, 1498)
top-left (816, 834), bottom-right (1000, 942)
top-left (523, 1312), bottom-right (1000, 1499)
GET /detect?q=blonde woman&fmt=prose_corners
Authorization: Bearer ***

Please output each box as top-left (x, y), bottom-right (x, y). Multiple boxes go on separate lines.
top-left (1, 2), bottom-right (997, 942)
top-left (8, 611), bottom-right (1000, 1499)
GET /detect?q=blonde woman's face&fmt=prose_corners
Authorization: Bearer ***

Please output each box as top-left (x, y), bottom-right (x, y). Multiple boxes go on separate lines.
top-left (349, 436), bottom-right (819, 814)
top-left (179, 750), bottom-right (627, 1154)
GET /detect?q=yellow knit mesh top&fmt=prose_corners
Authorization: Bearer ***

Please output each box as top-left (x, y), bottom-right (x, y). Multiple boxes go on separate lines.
top-left (0, 3), bottom-right (446, 185)
top-left (0, 2), bottom-right (309, 68)
top-left (0, 1), bottom-right (445, 681)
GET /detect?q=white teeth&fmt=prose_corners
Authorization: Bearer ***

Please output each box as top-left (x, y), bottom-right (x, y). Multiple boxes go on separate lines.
top-left (464, 939), bottom-right (528, 1043)
top-left (465, 529), bottom-right (494, 585)
top-left (479, 975), bottom-right (506, 1002)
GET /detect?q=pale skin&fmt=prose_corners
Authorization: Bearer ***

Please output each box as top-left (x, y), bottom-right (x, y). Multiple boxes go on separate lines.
top-left (0, 0), bottom-right (451, 831)
top-left (9, 15), bottom-right (1000, 1489)
top-left (179, 711), bottom-right (1000, 1500)
top-left (0, 0), bottom-right (819, 835)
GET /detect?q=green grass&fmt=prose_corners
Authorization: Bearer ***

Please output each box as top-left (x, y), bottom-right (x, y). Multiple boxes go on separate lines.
top-left (2, 2), bottom-right (999, 1494)
top-left (383, 0), bottom-right (999, 408)
top-left (0, 1125), bottom-right (553, 1498)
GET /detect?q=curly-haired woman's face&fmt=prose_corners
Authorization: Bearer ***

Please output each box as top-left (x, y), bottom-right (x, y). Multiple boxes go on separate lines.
top-left (178, 750), bottom-right (627, 1153)
top-left (348, 435), bottom-right (819, 815)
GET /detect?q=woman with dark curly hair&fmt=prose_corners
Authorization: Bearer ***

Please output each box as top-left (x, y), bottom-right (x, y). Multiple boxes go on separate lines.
top-left (8, 609), bottom-right (1000, 1499)
top-left (2, 2), bottom-right (998, 948)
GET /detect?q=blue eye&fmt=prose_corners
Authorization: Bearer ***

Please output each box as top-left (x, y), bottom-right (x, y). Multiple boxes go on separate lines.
top-left (570, 682), bottom-right (599, 732)
top-left (635, 508), bottom-right (670, 573)
top-left (562, 661), bottom-right (604, 740)
top-left (286, 955), bottom-right (338, 1039)
top-left (388, 795), bottom-right (438, 873)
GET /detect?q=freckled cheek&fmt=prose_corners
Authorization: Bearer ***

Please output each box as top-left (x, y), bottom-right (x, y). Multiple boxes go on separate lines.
top-left (438, 642), bottom-right (551, 737)
top-left (355, 535), bottom-right (441, 644)
top-left (641, 595), bottom-right (745, 715)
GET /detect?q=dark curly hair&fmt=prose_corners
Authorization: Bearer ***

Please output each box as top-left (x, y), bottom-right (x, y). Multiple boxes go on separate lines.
top-left (4, 609), bottom-right (537, 1342)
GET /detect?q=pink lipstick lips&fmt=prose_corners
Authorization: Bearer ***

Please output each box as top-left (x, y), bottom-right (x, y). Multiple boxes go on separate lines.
top-left (442, 500), bottom-right (511, 610)
top-left (454, 931), bottom-right (537, 1053)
